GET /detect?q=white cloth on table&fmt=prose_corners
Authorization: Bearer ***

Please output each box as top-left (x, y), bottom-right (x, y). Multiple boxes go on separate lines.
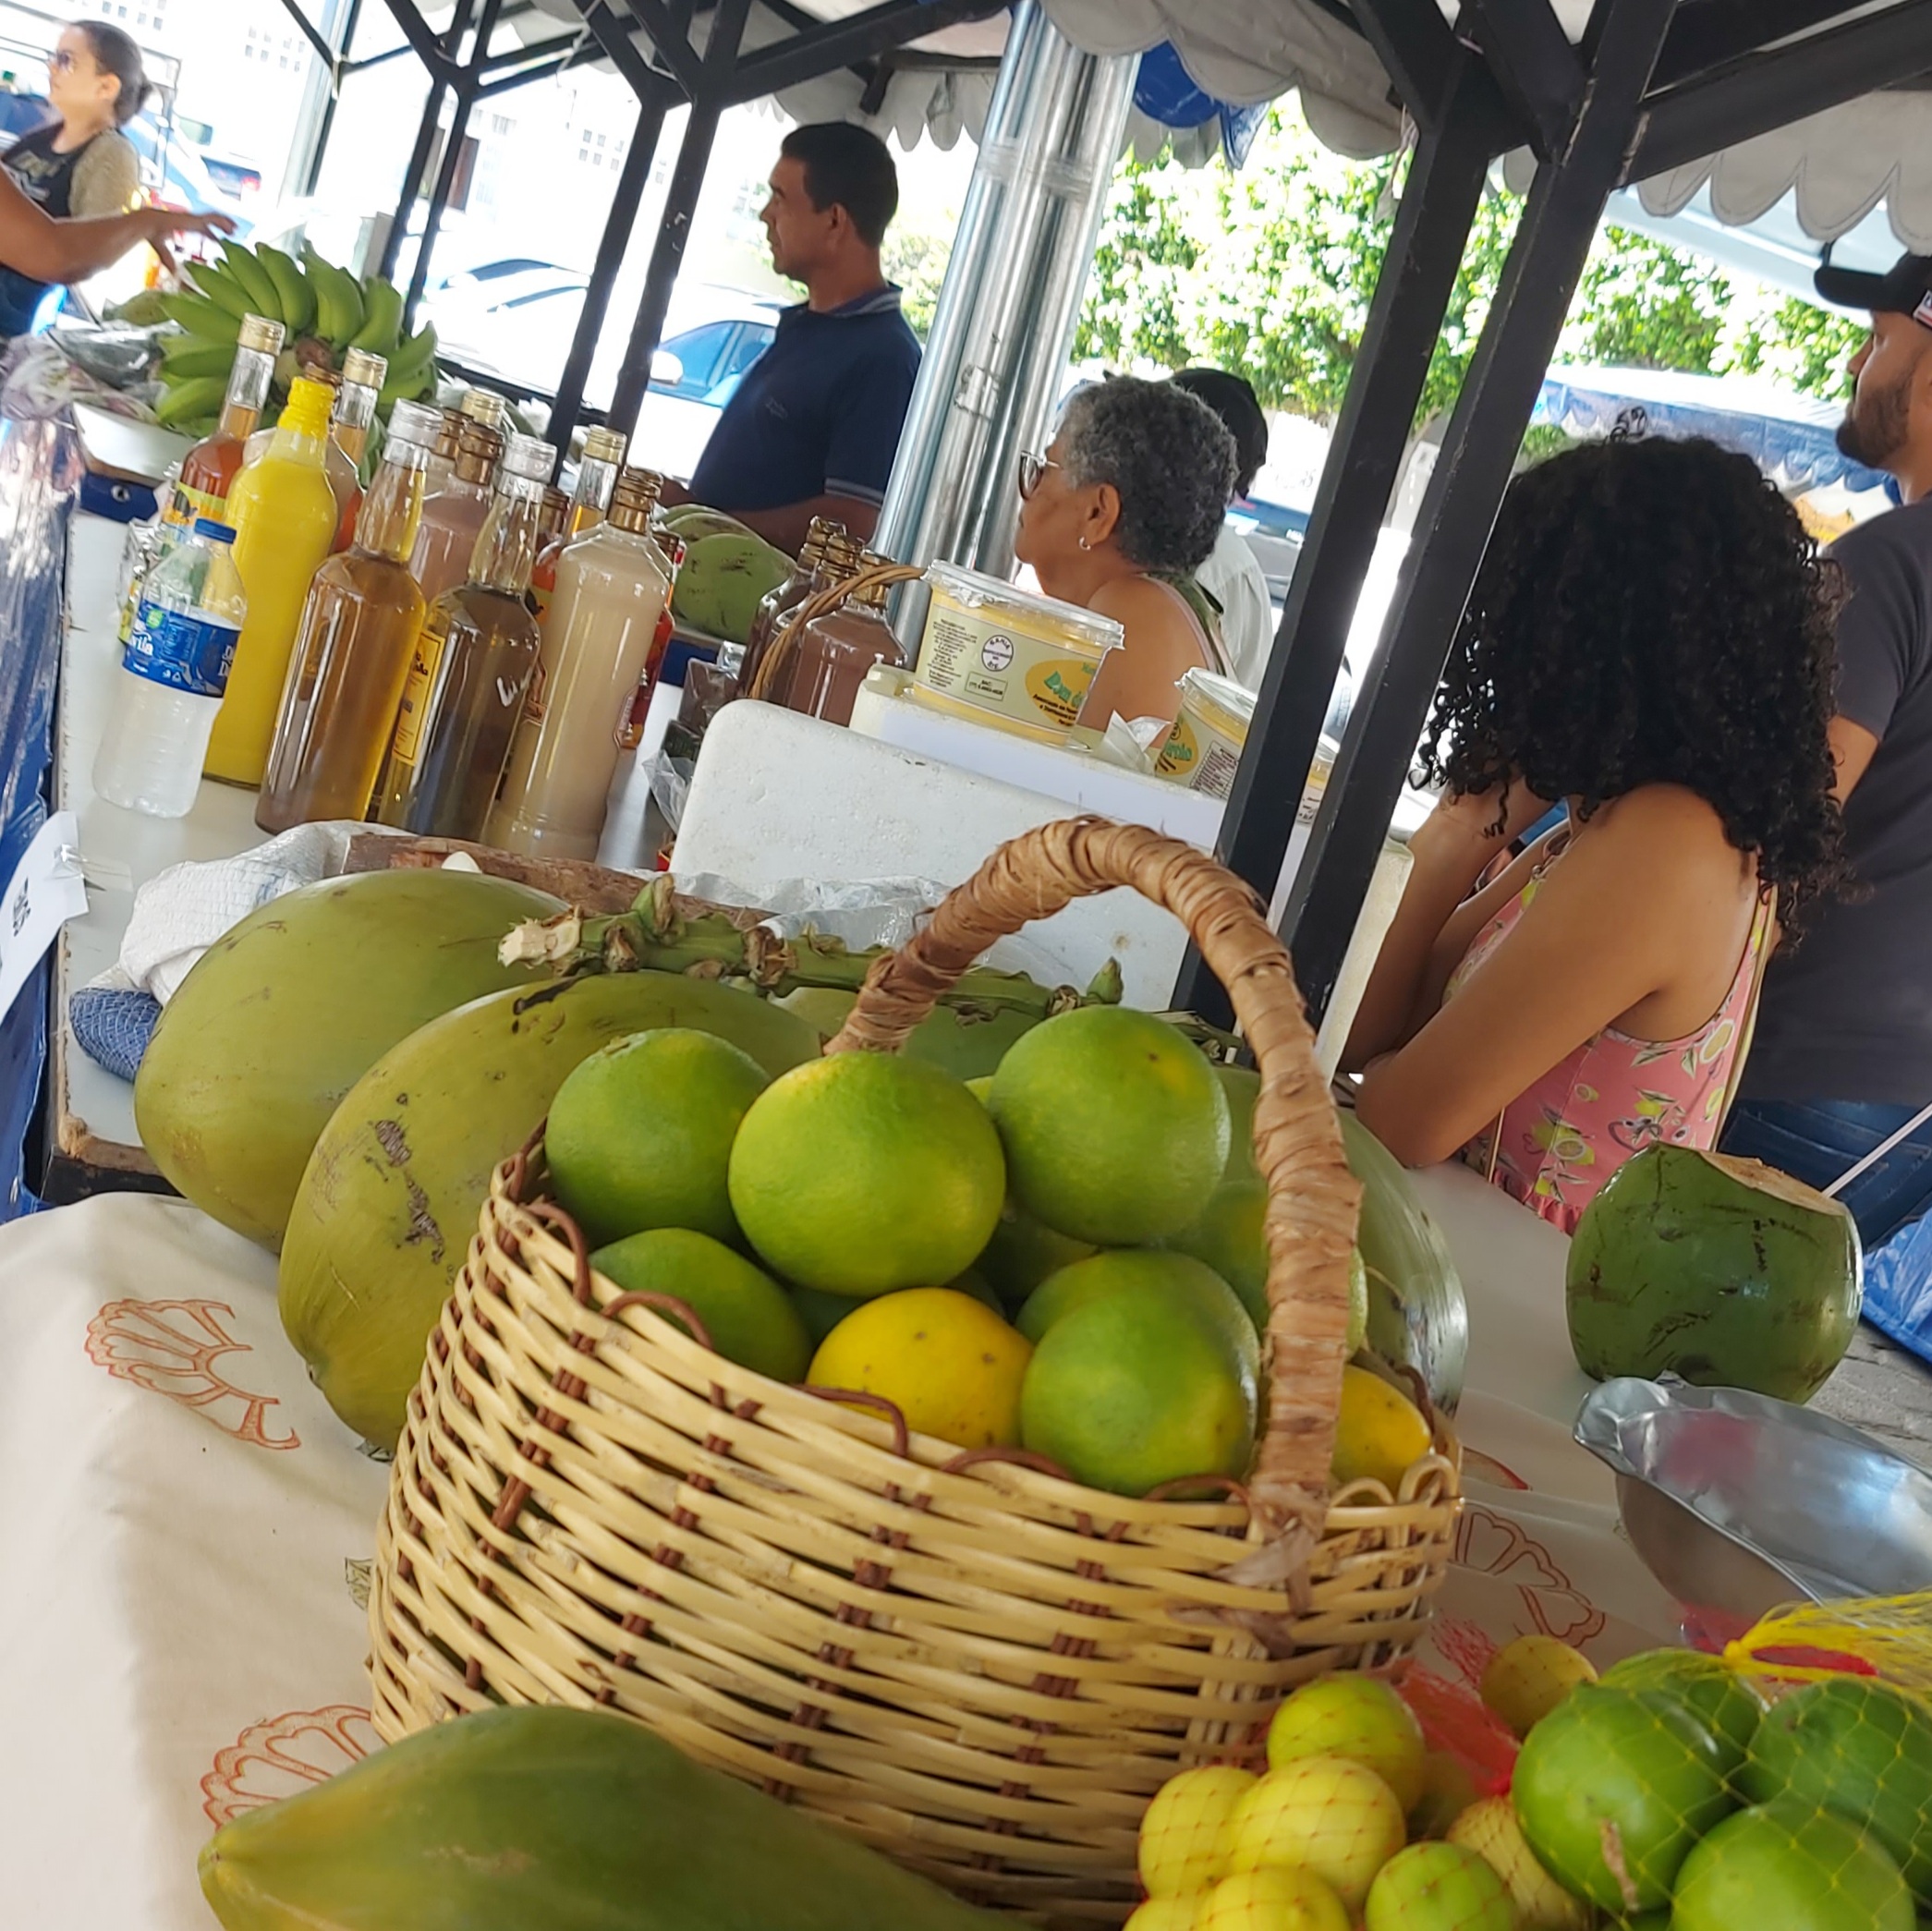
top-left (1197, 521), bottom-right (1275, 692)
top-left (0, 1163), bottom-right (1680, 1928)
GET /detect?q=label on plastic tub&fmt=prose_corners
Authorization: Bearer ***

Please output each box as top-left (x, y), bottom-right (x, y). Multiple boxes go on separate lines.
top-left (1156, 669), bottom-right (1254, 800)
top-left (123, 601), bottom-right (239, 698)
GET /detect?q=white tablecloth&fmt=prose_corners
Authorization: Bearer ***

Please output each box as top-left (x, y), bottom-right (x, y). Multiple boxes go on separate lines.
top-left (0, 1164), bottom-right (1681, 1928)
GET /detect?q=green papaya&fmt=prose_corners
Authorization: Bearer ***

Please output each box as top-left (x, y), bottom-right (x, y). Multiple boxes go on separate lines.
top-left (135, 870), bottom-right (562, 1250)
top-left (1340, 1111), bottom-right (1469, 1412)
top-left (279, 971), bottom-right (820, 1446)
top-left (200, 1704), bottom-right (1007, 1931)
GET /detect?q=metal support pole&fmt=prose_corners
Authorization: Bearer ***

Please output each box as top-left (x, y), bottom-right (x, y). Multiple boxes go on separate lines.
top-left (605, 0), bottom-right (754, 437)
top-left (1272, 0), bottom-right (1682, 1028)
top-left (1174, 59), bottom-right (1501, 1017)
top-left (300, 0), bottom-right (364, 198)
top-left (404, 0), bottom-right (504, 325)
top-left (549, 89), bottom-right (670, 453)
top-left (379, 0), bottom-right (473, 284)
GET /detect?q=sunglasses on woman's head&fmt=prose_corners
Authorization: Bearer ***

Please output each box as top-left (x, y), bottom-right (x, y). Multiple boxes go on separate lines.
top-left (1017, 450), bottom-right (1059, 500)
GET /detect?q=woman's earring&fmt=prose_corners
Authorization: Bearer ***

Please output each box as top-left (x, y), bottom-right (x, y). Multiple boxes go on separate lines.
top-left (1077, 535), bottom-right (1091, 551)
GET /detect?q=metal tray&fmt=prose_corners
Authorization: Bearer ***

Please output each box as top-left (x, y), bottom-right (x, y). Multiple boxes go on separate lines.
top-left (1575, 1377), bottom-right (1932, 1621)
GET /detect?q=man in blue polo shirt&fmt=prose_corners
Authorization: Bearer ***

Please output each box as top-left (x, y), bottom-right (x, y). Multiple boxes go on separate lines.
top-left (668, 122), bottom-right (921, 553)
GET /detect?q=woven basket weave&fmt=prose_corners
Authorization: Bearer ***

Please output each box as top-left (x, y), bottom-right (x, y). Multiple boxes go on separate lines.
top-left (367, 817), bottom-right (1460, 1923)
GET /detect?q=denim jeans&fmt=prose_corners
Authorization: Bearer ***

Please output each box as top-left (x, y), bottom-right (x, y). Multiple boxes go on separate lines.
top-left (1720, 1099), bottom-right (1932, 1249)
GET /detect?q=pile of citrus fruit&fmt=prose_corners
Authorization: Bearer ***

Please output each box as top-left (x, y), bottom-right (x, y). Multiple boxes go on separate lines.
top-left (541, 1002), bottom-right (1402, 1498)
top-left (1127, 1633), bottom-right (1932, 1930)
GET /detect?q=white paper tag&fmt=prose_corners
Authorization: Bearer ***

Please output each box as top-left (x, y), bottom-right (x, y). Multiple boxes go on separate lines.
top-left (0, 811), bottom-right (89, 1022)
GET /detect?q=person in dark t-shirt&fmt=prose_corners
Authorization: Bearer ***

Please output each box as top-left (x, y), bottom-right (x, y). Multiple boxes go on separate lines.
top-left (662, 122), bottom-right (920, 555)
top-left (1721, 251), bottom-right (1932, 1245)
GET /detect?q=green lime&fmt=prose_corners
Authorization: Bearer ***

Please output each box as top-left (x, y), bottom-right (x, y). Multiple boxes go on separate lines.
top-left (974, 1196), bottom-right (1098, 1309)
top-left (728, 1051), bottom-right (1005, 1296)
top-left (1672, 1798), bottom-right (1913, 1931)
top-left (547, 1026), bottom-right (770, 1248)
top-left (1016, 1249), bottom-right (1255, 1375)
top-left (590, 1226), bottom-right (810, 1381)
top-left (989, 1006), bottom-right (1229, 1245)
top-left (1019, 1275), bottom-right (1257, 1496)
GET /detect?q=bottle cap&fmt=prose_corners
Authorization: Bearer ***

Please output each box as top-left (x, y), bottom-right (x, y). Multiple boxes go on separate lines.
top-left (387, 397), bottom-right (444, 452)
top-left (340, 346), bottom-right (388, 391)
top-left (454, 418), bottom-right (504, 481)
top-left (607, 466), bottom-right (665, 531)
top-left (191, 516), bottom-right (237, 544)
top-left (501, 431), bottom-right (556, 485)
top-left (237, 314), bottom-right (285, 356)
top-left (280, 375), bottom-right (335, 439)
top-left (460, 388), bottom-right (506, 427)
top-left (581, 424), bottom-right (627, 465)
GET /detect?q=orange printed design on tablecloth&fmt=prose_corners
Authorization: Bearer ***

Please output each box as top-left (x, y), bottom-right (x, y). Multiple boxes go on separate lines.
top-left (84, 1298), bottom-right (299, 1451)
top-left (1453, 1503), bottom-right (1608, 1648)
top-left (1462, 1447), bottom-right (1531, 1491)
top-left (1430, 1615), bottom-right (1502, 1690)
top-left (200, 1705), bottom-right (378, 1825)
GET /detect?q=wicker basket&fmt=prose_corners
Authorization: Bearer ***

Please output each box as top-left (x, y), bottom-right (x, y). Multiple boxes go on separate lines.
top-left (742, 554), bottom-right (924, 705)
top-left (367, 818), bottom-right (1461, 1923)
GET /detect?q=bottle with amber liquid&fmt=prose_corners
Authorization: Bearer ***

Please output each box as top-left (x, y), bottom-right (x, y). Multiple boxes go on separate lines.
top-left (324, 346), bottom-right (385, 550)
top-left (778, 544), bottom-right (905, 727)
top-left (381, 431), bottom-right (553, 838)
top-left (409, 418), bottom-right (505, 606)
top-left (166, 313), bottom-right (285, 528)
top-left (529, 423), bottom-right (627, 622)
top-left (422, 409), bottom-right (460, 493)
top-left (738, 515), bottom-right (842, 698)
top-left (255, 398), bottom-right (443, 834)
top-left (487, 467), bottom-right (671, 860)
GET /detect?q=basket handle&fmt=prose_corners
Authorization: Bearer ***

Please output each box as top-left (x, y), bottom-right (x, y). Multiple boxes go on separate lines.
top-left (744, 559), bottom-right (924, 705)
top-left (825, 816), bottom-right (1362, 1555)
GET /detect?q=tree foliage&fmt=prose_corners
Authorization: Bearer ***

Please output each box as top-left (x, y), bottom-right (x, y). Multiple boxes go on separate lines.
top-left (1074, 108), bottom-right (1865, 429)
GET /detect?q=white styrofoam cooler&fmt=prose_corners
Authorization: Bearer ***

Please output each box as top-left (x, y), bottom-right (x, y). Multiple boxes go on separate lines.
top-left (674, 700), bottom-right (1411, 1073)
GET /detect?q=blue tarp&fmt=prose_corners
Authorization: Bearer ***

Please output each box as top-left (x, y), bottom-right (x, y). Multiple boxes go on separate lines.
top-left (1535, 363), bottom-right (1891, 495)
top-left (1133, 41), bottom-right (1270, 168)
top-left (0, 412), bottom-right (80, 1221)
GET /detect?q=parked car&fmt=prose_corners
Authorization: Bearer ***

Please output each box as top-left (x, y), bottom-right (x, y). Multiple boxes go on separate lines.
top-left (431, 281), bottom-right (782, 480)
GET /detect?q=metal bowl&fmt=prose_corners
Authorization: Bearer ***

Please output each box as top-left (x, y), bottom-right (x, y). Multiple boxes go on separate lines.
top-left (1574, 1377), bottom-right (1932, 1622)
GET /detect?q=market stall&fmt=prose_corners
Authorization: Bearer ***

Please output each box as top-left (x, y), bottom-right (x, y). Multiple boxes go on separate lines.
top-left (3, 0), bottom-right (1932, 1925)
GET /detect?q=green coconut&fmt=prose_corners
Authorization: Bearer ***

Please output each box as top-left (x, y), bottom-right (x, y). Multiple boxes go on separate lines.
top-left (135, 869), bottom-right (562, 1249)
top-left (1566, 1147), bottom-right (1861, 1403)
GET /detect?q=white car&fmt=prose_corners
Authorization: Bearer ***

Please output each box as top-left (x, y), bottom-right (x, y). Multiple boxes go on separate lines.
top-left (430, 278), bottom-right (782, 480)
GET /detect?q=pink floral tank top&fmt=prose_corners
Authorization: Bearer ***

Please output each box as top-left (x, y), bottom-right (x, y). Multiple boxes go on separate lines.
top-left (1444, 838), bottom-right (1774, 1233)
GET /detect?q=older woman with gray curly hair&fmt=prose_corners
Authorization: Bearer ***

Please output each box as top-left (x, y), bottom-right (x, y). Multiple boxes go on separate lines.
top-left (1014, 376), bottom-right (1236, 727)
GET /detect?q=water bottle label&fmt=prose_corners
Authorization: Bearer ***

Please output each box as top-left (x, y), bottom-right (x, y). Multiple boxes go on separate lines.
top-left (125, 601), bottom-right (240, 698)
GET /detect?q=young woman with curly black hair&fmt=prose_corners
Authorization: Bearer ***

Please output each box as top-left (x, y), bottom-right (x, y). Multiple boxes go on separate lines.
top-left (1343, 435), bottom-right (1846, 1232)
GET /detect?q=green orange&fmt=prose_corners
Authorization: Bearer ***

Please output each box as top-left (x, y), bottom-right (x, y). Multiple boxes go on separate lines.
top-left (590, 1227), bottom-right (810, 1382)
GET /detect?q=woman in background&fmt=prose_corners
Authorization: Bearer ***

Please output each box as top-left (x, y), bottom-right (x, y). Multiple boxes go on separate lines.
top-left (0, 21), bottom-right (149, 334)
top-left (1013, 376), bottom-right (1235, 728)
top-left (1343, 436), bottom-right (1846, 1232)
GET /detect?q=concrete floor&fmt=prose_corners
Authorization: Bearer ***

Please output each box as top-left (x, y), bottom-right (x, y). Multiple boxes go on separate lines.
top-left (1815, 1324), bottom-right (1932, 1469)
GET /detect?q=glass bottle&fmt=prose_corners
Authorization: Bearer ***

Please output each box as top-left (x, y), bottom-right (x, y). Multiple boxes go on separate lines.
top-left (486, 467), bottom-right (671, 860)
top-left (409, 418), bottom-right (505, 606)
top-left (423, 409), bottom-right (460, 493)
top-left (94, 517), bottom-right (246, 818)
top-left (241, 365), bottom-right (364, 544)
top-left (738, 515), bottom-right (843, 698)
top-left (325, 346), bottom-right (385, 550)
top-left (755, 525), bottom-right (859, 705)
top-left (530, 423), bottom-right (627, 623)
top-left (255, 398), bottom-right (443, 834)
top-left (203, 375), bottom-right (340, 787)
top-left (777, 547), bottom-right (905, 727)
top-left (458, 386), bottom-right (506, 433)
top-left (380, 431), bottom-right (553, 839)
top-left (166, 312), bottom-right (284, 528)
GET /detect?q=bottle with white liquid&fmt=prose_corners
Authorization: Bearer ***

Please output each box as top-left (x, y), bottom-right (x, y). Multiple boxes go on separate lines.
top-left (93, 517), bottom-right (247, 818)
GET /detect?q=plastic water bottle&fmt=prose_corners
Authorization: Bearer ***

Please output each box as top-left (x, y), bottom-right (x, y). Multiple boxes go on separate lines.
top-left (93, 516), bottom-right (248, 818)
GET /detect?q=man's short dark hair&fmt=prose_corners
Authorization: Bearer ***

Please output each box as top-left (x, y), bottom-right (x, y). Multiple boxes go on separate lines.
top-left (1171, 367), bottom-right (1269, 500)
top-left (780, 122), bottom-right (899, 249)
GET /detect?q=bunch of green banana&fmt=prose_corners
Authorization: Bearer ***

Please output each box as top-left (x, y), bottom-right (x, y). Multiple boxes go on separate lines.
top-left (152, 238), bottom-right (440, 439)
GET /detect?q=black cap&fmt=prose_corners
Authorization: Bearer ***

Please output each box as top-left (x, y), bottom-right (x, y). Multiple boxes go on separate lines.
top-left (1815, 250), bottom-right (1932, 326)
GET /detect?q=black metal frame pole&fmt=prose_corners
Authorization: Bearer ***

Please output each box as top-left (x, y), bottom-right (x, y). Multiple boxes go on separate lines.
top-left (378, 0), bottom-right (470, 284)
top-left (605, 0), bottom-right (753, 437)
top-left (1275, 0), bottom-right (1683, 1026)
top-left (404, 0), bottom-right (504, 324)
top-left (548, 87), bottom-right (672, 453)
top-left (300, 0), bottom-right (364, 198)
top-left (1174, 57), bottom-right (1503, 1020)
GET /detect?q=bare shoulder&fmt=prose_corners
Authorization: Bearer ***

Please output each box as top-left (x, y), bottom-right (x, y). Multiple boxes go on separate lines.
top-left (1089, 574), bottom-right (1186, 627)
top-left (1570, 784), bottom-right (1754, 891)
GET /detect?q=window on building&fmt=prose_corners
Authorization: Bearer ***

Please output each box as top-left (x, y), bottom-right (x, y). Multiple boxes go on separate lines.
top-left (578, 147), bottom-right (589, 164)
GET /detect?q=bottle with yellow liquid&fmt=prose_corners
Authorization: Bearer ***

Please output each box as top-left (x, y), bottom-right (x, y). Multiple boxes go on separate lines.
top-left (255, 398), bottom-right (443, 834)
top-left (486, 466), bottom-right (671, 860)
top-left (204, 375), bottom-right (339, 788)
top-left (378, 431), bottom-right (553, 838)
